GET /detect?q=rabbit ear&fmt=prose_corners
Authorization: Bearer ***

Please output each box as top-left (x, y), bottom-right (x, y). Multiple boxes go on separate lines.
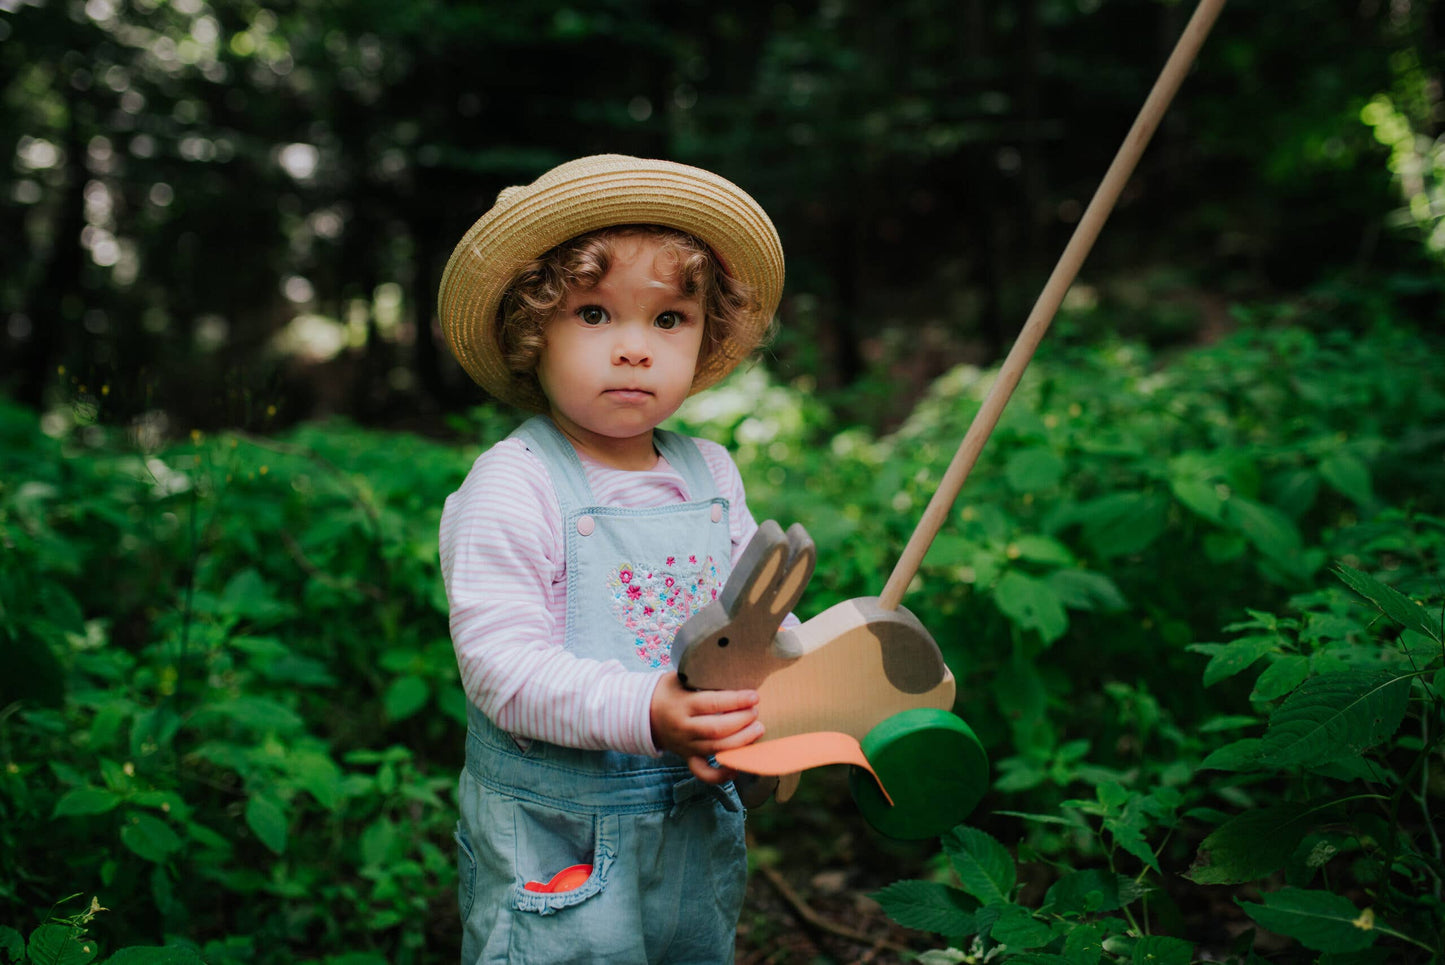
top-left (767, 523), bottom-right (816, 619)
top-left (719, 520), bottom-right (790, 616)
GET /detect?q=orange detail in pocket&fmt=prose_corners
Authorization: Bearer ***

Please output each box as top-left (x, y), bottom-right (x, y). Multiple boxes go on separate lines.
top-left (523, 863), bottom-right (593, 893)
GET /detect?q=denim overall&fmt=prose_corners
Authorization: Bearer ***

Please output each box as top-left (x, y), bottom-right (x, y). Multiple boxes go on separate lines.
top-left (456, 417), bottom-right (747, 965)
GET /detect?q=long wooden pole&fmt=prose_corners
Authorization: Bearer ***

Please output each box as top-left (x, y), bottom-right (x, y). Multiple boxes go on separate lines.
top-left (878, 0), bottom-right (1228, 611)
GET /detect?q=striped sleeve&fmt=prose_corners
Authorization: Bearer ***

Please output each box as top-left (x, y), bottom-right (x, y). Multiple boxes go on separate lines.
top-left (439, 440), bottom-right (663, 755)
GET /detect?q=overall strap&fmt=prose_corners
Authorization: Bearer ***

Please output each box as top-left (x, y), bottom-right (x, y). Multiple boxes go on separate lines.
top-left (509, 416), bottom-right (596, 514)
top-left (513, 417), bottom-right (720, 508)
top-left (652, 428), bottom-right (719, 503)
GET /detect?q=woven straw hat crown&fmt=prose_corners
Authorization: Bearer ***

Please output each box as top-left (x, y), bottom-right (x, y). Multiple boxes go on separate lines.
top-left (438, 154), bottom-right (785, 411)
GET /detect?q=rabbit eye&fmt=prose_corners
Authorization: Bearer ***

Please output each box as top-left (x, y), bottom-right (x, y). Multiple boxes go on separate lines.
top-left (717, 636), bottom-right (730, 648)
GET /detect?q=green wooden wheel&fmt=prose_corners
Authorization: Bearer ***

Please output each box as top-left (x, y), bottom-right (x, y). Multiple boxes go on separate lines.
top-left (848, 708), bottom-right (988, 840)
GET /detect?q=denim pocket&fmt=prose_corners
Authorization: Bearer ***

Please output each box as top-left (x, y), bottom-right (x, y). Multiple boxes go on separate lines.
top-left (454, 823), bottom-right (478, 920)
top-left (508, 808), bottom-right (618, 915)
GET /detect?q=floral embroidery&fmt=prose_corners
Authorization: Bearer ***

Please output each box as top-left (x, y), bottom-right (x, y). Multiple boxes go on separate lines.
top-left (607, 555), bottom-right (723, 669)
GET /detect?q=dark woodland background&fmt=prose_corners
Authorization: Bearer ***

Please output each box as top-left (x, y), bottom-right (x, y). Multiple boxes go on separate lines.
top-left (5, 0), bottom-right (1441, 431)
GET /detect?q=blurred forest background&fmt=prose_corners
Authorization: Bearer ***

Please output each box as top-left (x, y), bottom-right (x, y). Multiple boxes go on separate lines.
top-left (3, 0), bottom-right (1441, 430)
top-left (5, 0), bottom-right (1445, 963)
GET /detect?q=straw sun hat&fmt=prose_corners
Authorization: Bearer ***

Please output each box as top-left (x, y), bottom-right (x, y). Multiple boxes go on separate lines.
top-left (437, 154), bottom-right (785, 411)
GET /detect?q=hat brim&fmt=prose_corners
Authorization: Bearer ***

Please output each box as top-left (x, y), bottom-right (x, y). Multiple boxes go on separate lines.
top-left (438, 155), bottom-right (785, 411)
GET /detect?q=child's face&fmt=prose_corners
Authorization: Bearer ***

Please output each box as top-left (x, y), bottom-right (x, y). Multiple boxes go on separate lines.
top-left (536, 236), bottom-right (705, 467)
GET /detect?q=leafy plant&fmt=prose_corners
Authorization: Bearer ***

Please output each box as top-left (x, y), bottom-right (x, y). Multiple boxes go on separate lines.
top-left (0, 896), bottom-right (203, 964)
top-left (874, 558), bottom-right (1444, 961)
top-left (1184, 562), bottom-right (1444, 958)
top-left (873, 824), bottom-right (1192, 964)
top-left (2, 310), bottom-right (1441, 961)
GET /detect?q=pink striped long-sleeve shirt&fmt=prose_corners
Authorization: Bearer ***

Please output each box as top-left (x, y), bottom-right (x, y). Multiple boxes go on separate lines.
top-left (439, 434), bottom-right (762, 756)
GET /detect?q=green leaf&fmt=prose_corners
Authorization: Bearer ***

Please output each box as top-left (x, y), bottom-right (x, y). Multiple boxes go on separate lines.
top-left (245, 794), bottom-right (288, 855)
top-left (1224, 496), bottom-right (1302, 564)
top-left (119, 812), bottom-right (183, 863)
top-left (103, 948), bottom-right (207, 964)
top-left (383, 676), bottom-right (430, 722)
top-left (1318, 454), bottom-right (1374, 507)
top-left (1131, 936), bottom-right (1194, 964)
top-left (1398, 629), bottom-right (1444, 663)
top-left (992, 810), bottom-right (1080, 827)
top-left (231, 636), bottom-right (336, 687)
top-left (993, 571), bottom-right (1068, 644)
top-left (989, 905), bottom-right (1053, 948)
top-left (27, 924), bottom-right (97, 965)
top-left (196, 696), bottom-right (304, 735)
top-left (870, 880), bottom-right (980, 935)
top-left (52, 786), bottom-right (122, 818)
top-left (1188, 801), bottom-right (1338, 884)
top-left (217, 568), bottom-right (296, 627)
top-left (1334, 564), bottom-right (1440, 643)
top-left (1011, 535), bottom-right (1074, 566)
top-left (360, 817), bottom-right (398, 868)
top-left (1043, 870), bottom-right (1143, 915)
top-left (1060, 922), bottom-right (1107, 965)
top-left (1198, 715), bottom-right (1262, 732)
top-left (1108, 821), bottom-right (1161, 875)
top-left (1074, 493), bottom-right (1168, 559)
top-left (1046, 569), bottom-right (1127, 612)
top-left (1189, 635), bottom-right (1280, 687)
top-left (942, 826), bottom-right (1016, 906)
top-left (1005, 448), bottom-right (1066, 492)
top-left (914, 952), bottom-right (971, 965)
top-left (1170, 477), bottom-right (1226, 523)
top-left (1251, 655), bottom-right (1312, 701)
top-left (1, 926), bottom-right (26, 964)
top-left (1197, 738), bottom-right (1262, 772)
top-left (1239, 888), bottom-right (1377, 953)
top-left (1258, 671), bottom-right (1412, 768)
top-left (286, 749), bottom-right (345, 811)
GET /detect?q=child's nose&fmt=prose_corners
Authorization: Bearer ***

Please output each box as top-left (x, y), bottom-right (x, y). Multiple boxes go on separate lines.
top-left (613, 326), bottom-right (652, 366)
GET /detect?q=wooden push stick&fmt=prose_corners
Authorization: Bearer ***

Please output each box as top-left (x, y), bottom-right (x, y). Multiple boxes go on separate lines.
top-left (877, 0), bottom-right (1228, 612)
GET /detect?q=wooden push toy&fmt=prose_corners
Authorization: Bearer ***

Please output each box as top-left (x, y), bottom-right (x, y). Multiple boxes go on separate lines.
top-left (670, 0), bottom-right (1227, 841)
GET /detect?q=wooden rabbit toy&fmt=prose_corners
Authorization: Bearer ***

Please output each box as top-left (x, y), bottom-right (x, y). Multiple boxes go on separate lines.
top-left (671, 520), bottom-right (987, 839)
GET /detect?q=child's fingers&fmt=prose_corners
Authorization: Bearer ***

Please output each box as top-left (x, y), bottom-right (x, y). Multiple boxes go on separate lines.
top-left (707, 720), bottom-right (764, 752)
top-left (682, 706), bottom-right (758, 742)
top-left (687, 755), bottom-right (737, 785)
top-left (684, 687), bottom-right (759, 716)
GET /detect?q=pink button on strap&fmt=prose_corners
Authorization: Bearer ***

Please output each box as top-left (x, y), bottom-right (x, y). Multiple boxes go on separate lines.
top-left (710, 504), bottom-right (723, 523)
top-left (576, 515), bottom-right (595, 536)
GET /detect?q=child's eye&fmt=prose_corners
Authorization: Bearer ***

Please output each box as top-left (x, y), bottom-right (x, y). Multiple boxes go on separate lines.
top-left (576, 306), bottom-right (608, 326)
top-left (655, 311), bottom-right (684, 330)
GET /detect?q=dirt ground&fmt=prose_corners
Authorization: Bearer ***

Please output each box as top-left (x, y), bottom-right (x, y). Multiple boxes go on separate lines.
top-left (734, 770), bottom-right (945, 965)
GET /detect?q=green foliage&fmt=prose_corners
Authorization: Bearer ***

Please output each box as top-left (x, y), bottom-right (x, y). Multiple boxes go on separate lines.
top-left (4, 314), bottom-right (1443, 960)
top-left (0, 897), bottom-right (203, 964)
top-left (1, 409), bottom-right (473, 960)
top-left (876, 548), bottom-right (1444, 961)
top-left (848, 323), bottom-right (1444, 961)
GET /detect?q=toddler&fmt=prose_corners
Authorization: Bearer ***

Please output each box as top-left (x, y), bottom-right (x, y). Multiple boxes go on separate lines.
top-left (437, 155), bottom-right (786, 964)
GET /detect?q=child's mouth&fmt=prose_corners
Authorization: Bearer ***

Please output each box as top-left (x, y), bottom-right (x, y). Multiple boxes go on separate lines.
top-left (605, 388), bottom-right (653, 402)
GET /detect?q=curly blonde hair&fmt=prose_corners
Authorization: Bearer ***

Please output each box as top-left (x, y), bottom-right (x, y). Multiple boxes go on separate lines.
top-left (496, 225), bottom-right (758, 396)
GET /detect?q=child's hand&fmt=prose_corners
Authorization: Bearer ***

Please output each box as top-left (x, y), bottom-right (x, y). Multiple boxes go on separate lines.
top-left (650, 673), bottom-right (764, 784)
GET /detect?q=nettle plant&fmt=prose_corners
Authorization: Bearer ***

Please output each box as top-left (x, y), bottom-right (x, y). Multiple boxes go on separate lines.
top-left (872, 560), bottom-right (1444, 962)
top-left (1184, 561), bottom-right (1444, 960)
